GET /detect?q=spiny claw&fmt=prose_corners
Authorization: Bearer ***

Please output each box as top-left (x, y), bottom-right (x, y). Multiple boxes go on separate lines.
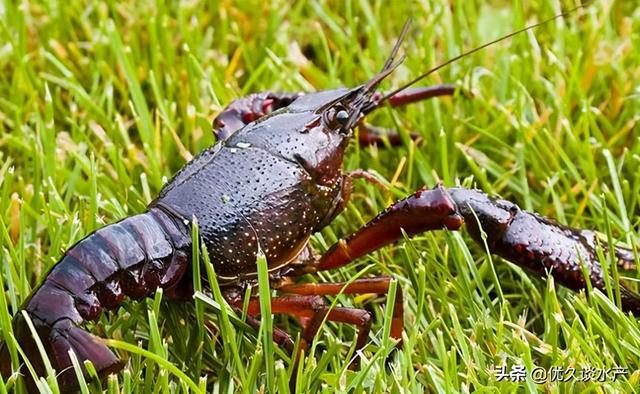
top-left (447, 187), bottom-right (640, 314)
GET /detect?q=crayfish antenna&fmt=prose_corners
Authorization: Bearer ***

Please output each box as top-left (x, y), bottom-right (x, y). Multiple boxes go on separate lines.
top-left (347, 20), bottom-right (412, 129)
top-left (379, 3), bottom-right (589, 104)
top-left (381, 19), bottom-right (411, 73)
top-left (361, 18), bottom-right (411, 93)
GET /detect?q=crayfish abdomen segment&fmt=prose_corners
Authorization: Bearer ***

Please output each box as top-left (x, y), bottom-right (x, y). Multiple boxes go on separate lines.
top-left (35, 209), bottom-right (189, 323)
top-left (5, 208), bottom-right (191, 392)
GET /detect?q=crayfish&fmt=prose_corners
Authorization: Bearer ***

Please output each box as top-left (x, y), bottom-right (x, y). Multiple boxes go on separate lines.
top-left (1, 7), bottom-right (637, 393)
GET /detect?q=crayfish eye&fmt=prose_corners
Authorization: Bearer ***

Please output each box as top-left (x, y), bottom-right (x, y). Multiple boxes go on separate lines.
top-left (335, 110), bottom-right (349, 126)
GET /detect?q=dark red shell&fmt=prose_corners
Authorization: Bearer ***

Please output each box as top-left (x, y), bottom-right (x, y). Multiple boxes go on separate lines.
top-left (152, 90), bottom-right (353, 281)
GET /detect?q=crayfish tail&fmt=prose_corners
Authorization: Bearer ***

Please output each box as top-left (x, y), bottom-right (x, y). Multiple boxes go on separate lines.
top-left (51, 321), bottom-right (122, 391)
top-left (0, 208), bottom-right (191, 391)
top-left (9, 311), bottom-right (121, 393)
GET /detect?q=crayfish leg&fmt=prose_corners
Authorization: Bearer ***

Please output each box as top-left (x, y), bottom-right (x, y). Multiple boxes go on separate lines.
top-left (359, 84), bottom-right (456, 146)
top-left (309, 184), bottom-right (640, 314)
top-left (225, 292), bottom-right (373, 370)
top-left (212, 92), bottom-right (302, 140)
top-left (313, 185), bottom-right (463, 271)
top-left (277, 276), bottom-right (404, 347)
top-left (446, 187), bottom-right (640, 312)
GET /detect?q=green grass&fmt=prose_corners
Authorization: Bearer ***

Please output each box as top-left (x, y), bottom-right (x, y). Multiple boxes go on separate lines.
top-left (1, 0), bottom-right (640, 392)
